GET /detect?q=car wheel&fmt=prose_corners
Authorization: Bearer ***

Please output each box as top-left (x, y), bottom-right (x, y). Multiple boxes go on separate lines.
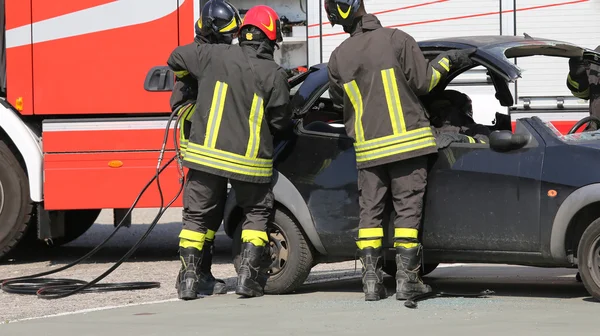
top-left (382, 261), bottom-right (439, 277)
top-left (0, 139), bottom-right (33, 260)
top-left (232, 207), bottom-right (314, 294)
top-left (577, 217), bottom-right (600, 301)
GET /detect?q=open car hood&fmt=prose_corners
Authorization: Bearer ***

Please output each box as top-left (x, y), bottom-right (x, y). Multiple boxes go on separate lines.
top-left (418, 35), bottom-right (600, 82)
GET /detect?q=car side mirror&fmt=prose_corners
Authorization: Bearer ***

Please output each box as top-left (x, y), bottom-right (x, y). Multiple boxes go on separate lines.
top-left (489, 130), bottom-right (530, 152)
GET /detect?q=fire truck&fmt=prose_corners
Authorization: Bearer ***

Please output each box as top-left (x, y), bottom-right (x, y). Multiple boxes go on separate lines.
top-left (0, 0), bottom-right (598, 259)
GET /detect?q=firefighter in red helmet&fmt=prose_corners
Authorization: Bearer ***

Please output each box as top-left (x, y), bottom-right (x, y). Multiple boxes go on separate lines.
top-left (324, 0), bottom-right (476, 301)
top-left (167, 4), bottom-right (293, 299)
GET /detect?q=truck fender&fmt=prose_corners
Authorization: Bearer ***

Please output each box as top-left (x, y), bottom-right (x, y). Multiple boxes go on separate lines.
top-left (223, 171), bottom-right (327, 255)
top-left (550, 183), bottom-right (600, 260)
top-left (0, 100), bottom-right (43, 202)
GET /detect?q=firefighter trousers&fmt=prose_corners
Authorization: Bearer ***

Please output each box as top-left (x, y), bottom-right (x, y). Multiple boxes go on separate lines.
top-left (179, 169), bottom-right (274, 251)
top-left (356, 156), bottom-right (428, 250)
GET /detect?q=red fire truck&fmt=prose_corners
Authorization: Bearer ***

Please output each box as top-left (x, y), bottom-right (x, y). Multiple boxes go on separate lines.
top-left (0, 0), bottom-right (597, 258)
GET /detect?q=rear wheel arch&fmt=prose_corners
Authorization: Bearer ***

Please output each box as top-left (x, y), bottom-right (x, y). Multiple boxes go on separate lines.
top-left (223, 171), bottom-right (327, 255)
top-left (0, 101), bottom-right (43, 202)
top-left (551, 184), bottom-right (600, 262)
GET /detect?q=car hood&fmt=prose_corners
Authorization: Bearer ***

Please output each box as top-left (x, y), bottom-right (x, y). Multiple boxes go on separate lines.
top-left (418, 35), bottom-right (600, 82)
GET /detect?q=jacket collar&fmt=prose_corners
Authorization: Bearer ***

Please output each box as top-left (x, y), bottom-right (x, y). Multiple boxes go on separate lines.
top-left (240, 41), bottom-right (275, 61)
top-left (350, 14), bottom-right (383, 37)
top-left (194, 35), bottom-right (211, 44)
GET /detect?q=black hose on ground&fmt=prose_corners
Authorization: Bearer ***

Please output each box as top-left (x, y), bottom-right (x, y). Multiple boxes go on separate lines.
top-left (1, 108), bottom-right (187, 299)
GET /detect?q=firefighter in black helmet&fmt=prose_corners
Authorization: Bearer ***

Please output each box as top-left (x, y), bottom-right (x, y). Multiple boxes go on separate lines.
top-left (324, 0), bottom-right (476, 301)
top-left (566, 46), bottom-right (600, 131)
top-left (168, 0), bottom-right (242, 300)
top-left (167, 4), bottom-right (292, 300)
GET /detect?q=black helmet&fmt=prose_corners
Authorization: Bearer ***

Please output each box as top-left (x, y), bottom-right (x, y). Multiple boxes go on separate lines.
top-left (197, 0), bottom-right (241, 44)
top-left (324, 0), bottom-right (362, 27)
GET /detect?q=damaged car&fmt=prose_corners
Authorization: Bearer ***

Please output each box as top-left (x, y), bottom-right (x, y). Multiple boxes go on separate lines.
top-left (223, 35), bottom-right (600, 301)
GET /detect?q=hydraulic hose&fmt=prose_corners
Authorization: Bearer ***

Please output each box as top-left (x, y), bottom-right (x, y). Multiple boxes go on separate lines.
top-left (1, 108), bottom-right (187, 299)
top-left (404, 289), bottom-right (495, 309)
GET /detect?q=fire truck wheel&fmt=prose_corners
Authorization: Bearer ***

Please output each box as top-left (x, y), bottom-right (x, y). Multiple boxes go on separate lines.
top-left (232, 207), bottom-right (314, 294)
top-left (23, 209), bottom-right (101, 247)
top-left (0, 139), bottom-right (34, 260)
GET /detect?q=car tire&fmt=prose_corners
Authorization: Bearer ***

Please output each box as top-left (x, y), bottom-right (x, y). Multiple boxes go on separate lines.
top-left (382, 261), bottom-right (439, 278)
top-left (232, 207), bottom-right (314, 294)
top-left (577, 217), bottom-right (600, 301)
top-left (0, 139), bottom-right (33, 260)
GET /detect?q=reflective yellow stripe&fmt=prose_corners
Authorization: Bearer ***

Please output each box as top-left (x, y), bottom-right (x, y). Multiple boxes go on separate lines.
top-left (180, 238), bottom-right (203, 250)
top-left (429, 68), bottom-right (441, 92)
top-left (573, 87), bottom-right (590, 99)
top-left (381, 68), bottom-right (407, 134)
top-left (394, 228), bottom-right (418, 239)
top-left (567, 74), bottom-right (580, 90)
top-left (245, 94), bottom-right (265, 158)
top-left (179, 229), bottom-right (206, 242)
top-left (219, 17), bottom-right (238, 32)
top-left (356, 239), bottom-right (382, 249)
top-left (438, 57), bottom-right (450, 72)
top-left (354, 127), bottom-right (434, 152)
top-left (467, 136), bottom-right (475, 143)
top-left (204, 81), bottom-right (228, 148)
top-left (206, 229), bottom-right (216, 241)
top-left (394, 242), bottom-right (418, 248)
top-left (178, 104), bottom-right (194, 143)
top-left (187, 142), bottom-right (271, 167)
top-left (356, 137), bottom-right (436, 163)
top-left (183, 148), bottom-right (272, 177)
top-left (358, 227), bottom-right (384, 239)
top-left (343, 80), bottom-right (365, 143)
top-left (480, 140), bottom-right (486, 144)
top-left (241, 229), bottom-right (269, 247)
top-left (174, 70), bottom-right (189, 78)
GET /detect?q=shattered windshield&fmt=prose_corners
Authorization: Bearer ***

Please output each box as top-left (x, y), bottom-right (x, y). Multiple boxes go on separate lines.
top-left (544, 121), bottom-right (600, 142)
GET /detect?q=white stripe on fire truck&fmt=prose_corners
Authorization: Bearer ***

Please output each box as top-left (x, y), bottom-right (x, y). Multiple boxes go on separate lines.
top-left (42, 120), bottom-right (177, 132)
top-left (7, 0), bottom-right (185, 49)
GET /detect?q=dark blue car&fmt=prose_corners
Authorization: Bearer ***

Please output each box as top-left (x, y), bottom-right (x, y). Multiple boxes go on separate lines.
top-left (223, 36), bottom-right (600, 301)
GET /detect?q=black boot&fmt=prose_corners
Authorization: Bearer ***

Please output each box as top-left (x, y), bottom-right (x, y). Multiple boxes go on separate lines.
top-left (395, 244), bottom-right (432, 300)
top-left (176, 247), bottom-right (203, 300)
top-left (358, 247), bottom-right (387, 301)
top-left (197, 239), bottom-right (228, 295)
top-left (235, 242), bottom-right (269, 298)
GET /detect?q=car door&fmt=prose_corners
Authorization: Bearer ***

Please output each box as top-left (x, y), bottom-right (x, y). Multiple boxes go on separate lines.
top-left (423, 120), bottom-right (545, 253)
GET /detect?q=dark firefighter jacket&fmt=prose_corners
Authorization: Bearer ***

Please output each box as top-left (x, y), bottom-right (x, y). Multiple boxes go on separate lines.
top-left (567, 45), bottom-right (600, 130)
top-left (169, 36), bottom-right (210, 156)
top-left (327, 14), bottom-right (453, 169)
top-left (167, 42), bottom-right (292, 183)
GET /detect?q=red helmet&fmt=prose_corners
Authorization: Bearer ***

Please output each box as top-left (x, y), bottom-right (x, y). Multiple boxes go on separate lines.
top-left (240, 5), bottom-right (283, 43)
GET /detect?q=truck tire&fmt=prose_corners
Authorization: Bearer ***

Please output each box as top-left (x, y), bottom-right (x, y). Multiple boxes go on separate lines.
top-left (24, 209), bottom-right (101, 247)
top-left (232, 207), bottom-right (314, 294)
top-left (577, 217), bottom-right (600, 301)
top-left (382, 261), bottom-right (439, 278)
top-left (0, 139), bottom-right (33, 260)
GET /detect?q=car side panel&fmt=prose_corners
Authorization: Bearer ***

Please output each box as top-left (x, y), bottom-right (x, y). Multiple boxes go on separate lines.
top-left (274, 123), bottom-right (360, 257)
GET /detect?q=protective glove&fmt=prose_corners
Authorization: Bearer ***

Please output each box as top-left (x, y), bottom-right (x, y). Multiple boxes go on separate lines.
top-left (568, 56), bottom-right (587, 77)
top-left (445, 48), bottom-right (477, 69)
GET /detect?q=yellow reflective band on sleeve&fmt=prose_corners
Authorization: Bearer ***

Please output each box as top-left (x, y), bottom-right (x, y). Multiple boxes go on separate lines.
top-left (354, 127), bottom-right (434, 152)
top-left (356, 137), bottom-right (436, 163)
top-left (343, 80), bottom-right (365, 143)
top-left (184, 142), bottom-right (273, 177)
top-left (480, 140), bottom-right (486, 144)
top-left (394, 228), bottom-right (418, 239)
top-left (174, 70), bottom-right (189, 78)
top-left (467, 136), bottom-right (475, 143)
top-left (573, 87), bottom-right (590, 99)
top-left (204, 81), bottom-right (228, 148)
top-left (241, 229), bottom-right (269, 247)
top-left (180, 238), bottom-right (204, 251)
top-left (429, 68), bottom-right (441, 92)
top-left (567, 74), bottom-right (580, 90)
top-left (381, 68), bottom-right (407, 134)
top-left (219, 17), bottom-right (238, 32)
top-left (358, 227), bottom-right (384, 239)
top-left (394, 242), bottom-right (418, 248)
top-left (245, 94), bottom-right (265, 158)
top-left (438, 58), bottom-right (450, 72)
top-left (179, 229), bottom-right (206, 242)
top-left (206, 229), bottom-right (216, 241)
top-left (356, 239), bottom-right (382, 250)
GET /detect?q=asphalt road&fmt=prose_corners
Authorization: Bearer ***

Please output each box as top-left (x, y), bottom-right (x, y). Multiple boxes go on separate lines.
top-left (1, 209), bottom-right (597, 335)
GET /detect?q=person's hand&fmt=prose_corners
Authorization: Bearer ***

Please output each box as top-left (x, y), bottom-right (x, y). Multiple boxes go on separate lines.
top-left (446, 48), bottom-right (477, 69)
